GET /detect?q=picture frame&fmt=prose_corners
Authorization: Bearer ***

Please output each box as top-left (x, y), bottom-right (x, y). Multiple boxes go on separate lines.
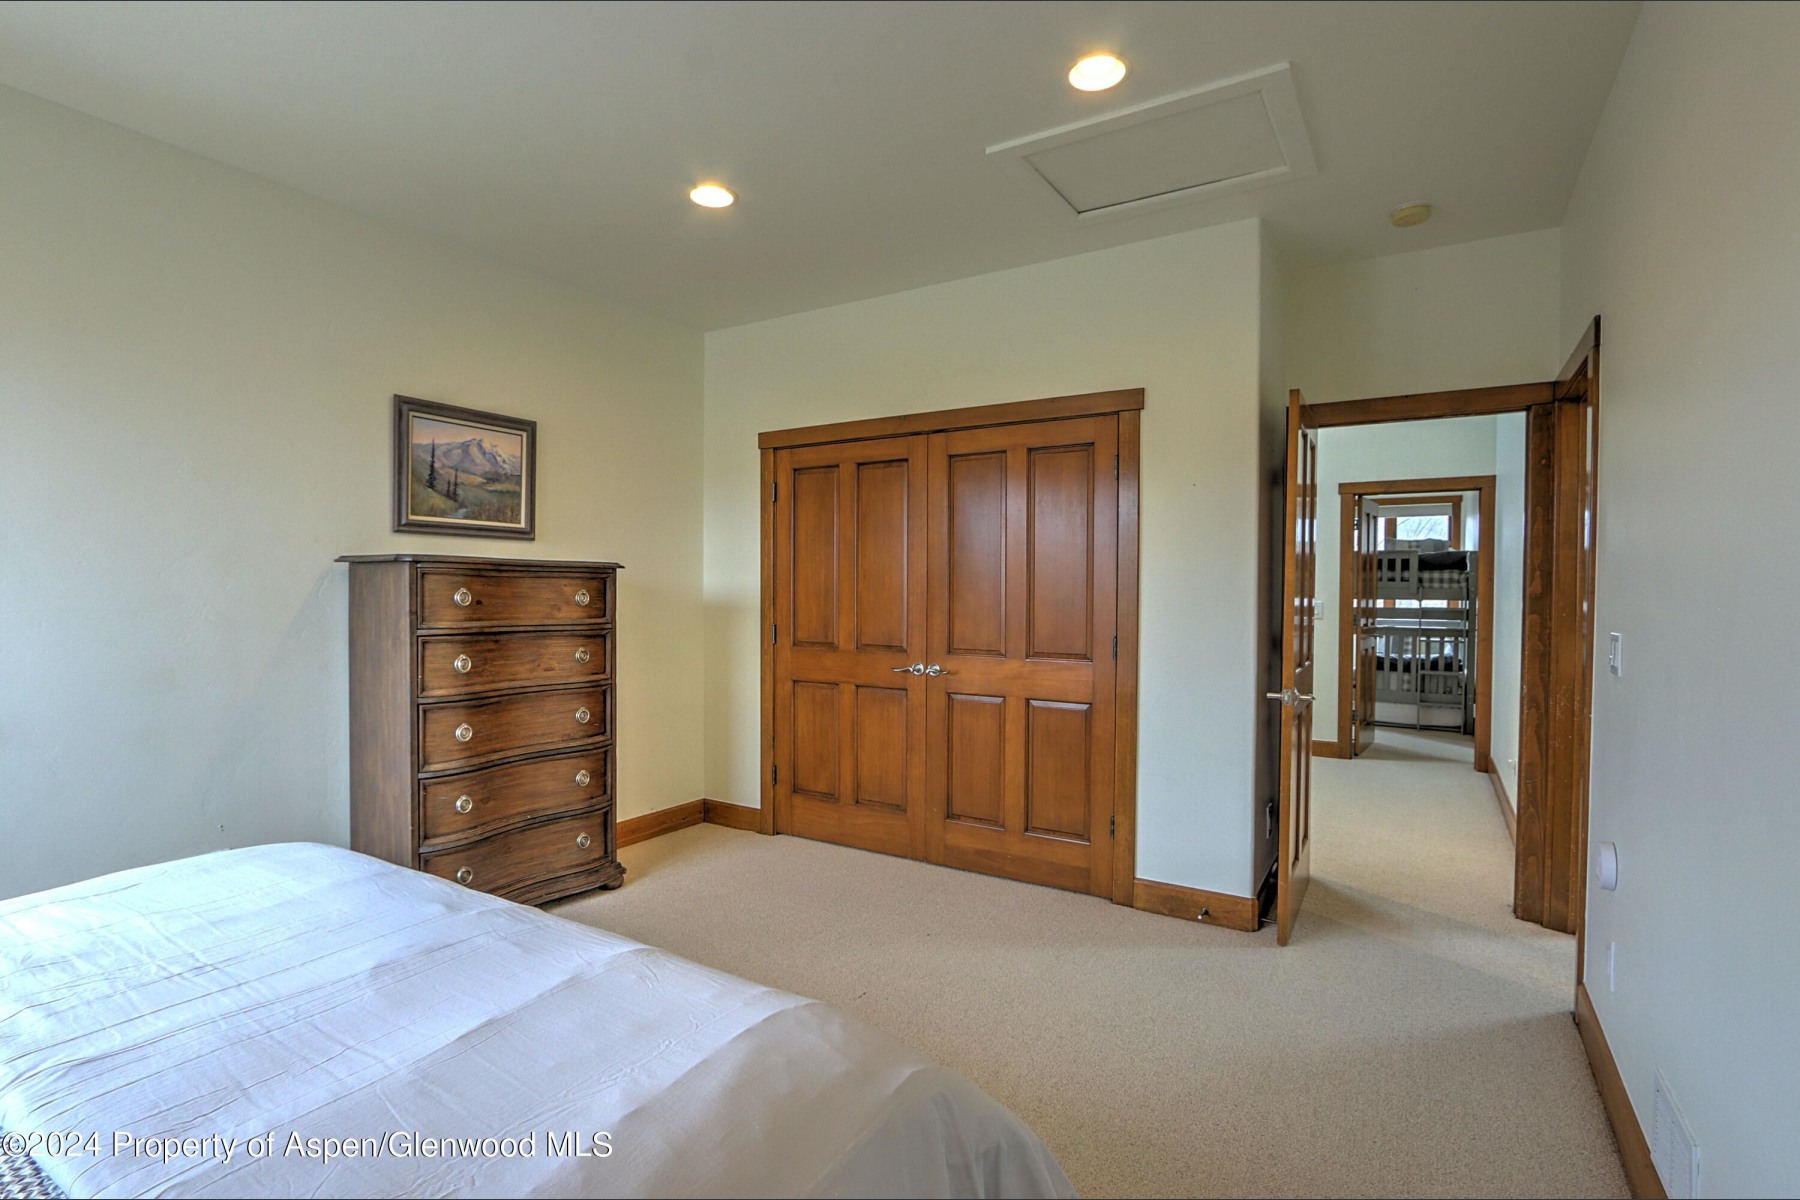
top-left (392, 395), bottom-right (536, 539)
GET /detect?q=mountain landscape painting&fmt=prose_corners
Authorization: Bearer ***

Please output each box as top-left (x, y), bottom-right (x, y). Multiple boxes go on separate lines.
top-left (394, 397), bottom-right (536, 538)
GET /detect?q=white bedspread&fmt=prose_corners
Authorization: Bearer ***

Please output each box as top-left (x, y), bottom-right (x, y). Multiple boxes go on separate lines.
top-left (0, 844), bottom-right (1072, 1199)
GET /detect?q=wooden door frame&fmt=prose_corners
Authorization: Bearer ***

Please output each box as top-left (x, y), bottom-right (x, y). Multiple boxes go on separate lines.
top-left (758, 389), bottom-right (1144, 907)
top-left (1328, 476), bottom-right (1495, 769)
top-left (1302, 317), bottom-right (1600, 937)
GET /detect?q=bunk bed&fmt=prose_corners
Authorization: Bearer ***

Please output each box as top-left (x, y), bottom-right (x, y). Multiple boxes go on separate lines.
top-left (1367, 540), bottom-right (1476, 732)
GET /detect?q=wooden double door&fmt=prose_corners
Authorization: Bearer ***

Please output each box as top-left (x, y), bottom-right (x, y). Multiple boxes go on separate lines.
top-left (772, 415), bottom-right (1119, 896)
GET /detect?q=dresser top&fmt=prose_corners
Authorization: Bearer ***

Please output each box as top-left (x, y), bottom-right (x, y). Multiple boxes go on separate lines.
top-left (337, 553), bottom-right (623, 569)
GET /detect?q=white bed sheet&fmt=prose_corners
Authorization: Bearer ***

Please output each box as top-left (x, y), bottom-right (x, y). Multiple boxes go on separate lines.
top-left (0, 843), bottom-right (1072, 1199)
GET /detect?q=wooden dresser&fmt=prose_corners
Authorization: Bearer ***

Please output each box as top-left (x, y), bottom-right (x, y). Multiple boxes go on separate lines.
top-left (339, 554), bottom-right (624, 904)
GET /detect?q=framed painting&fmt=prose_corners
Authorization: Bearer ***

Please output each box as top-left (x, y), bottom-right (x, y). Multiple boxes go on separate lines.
top-left (393, 395), bottom-right (536, 539)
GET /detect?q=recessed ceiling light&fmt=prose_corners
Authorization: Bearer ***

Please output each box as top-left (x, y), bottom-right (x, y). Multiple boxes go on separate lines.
top-left (1068, 53), bottom-right (1127, 92)
top-left (1390, 202), bottom-right (1433, 228)
top-left (690, 183), bottom-right (736, 209)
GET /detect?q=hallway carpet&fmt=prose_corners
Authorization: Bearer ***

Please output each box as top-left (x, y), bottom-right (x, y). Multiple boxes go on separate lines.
top-left (554, 731), bottom-right (1625, 1197)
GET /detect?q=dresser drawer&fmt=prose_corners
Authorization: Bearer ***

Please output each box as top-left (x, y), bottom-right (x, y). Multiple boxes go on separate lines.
top-left (418, 569), bottom-right (610, 629)
top-left (418, 630), bottom-right (609, 697)
top-left (419, 685), bottom-right (609, 771)
top-left (420, 748), bottom-right (609, 843)
top-left (422, 809), bottom-right (610, 899)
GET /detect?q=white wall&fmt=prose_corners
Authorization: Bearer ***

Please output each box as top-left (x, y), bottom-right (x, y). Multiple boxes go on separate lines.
top-left (1286, 229), bottom-right (1563, 403)
top-left (0, 86), bottom-right (707, 899)
top-left (1311, 418), bottom-right (1498, 739)
top-left (704, 221), bottom-right (1270, 897)
top-left (1560, 4), bottom-right (1800, 1194)
top-left (1489, 411), bottom-right (1527, 806)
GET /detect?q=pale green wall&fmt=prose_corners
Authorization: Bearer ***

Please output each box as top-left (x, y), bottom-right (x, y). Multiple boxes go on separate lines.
top-left (0, 86), bottom-right (708, 898)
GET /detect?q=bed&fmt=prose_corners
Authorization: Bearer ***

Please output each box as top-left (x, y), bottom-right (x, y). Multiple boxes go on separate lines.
top-left (0, 843), bottom-right (1072, 1199)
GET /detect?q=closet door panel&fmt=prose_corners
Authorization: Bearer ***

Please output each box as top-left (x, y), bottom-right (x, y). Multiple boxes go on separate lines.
top-left (925, 416), bottom-right (1117, 896)
top-left (855, 461), bottom-right (911, 652)
top-left (1026, 445), bottom-right (1095, 662)
top-left (789, 466), bottom-right (841, 649)
top-left (944, 693), bottom-right (1006, 827)
top-left (773, 437), bottom-right (928, 859)
top-left (946, 452), bottom-right (1008, 657)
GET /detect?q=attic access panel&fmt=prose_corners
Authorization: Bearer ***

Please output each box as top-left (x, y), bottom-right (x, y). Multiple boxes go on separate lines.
top-left (988, 63), bottom-right (1317, 223)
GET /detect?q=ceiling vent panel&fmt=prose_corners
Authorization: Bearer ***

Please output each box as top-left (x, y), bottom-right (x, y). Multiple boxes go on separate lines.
top-left (988, 63), bottom-right (1316, 223)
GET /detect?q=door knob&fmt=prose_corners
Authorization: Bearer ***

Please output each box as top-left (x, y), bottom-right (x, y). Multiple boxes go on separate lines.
top-left (1264, 688), bottom-right (1314, 707)
top-left (924, 663), bottom-right (950, 677)
top-left (890, 663), bottom-right (926, 675)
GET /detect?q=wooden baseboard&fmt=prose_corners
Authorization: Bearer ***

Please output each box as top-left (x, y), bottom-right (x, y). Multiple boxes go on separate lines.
top-left (616, 799), bottom-right (704, 848)
top-left (1311, 739), bottom-right (1348, 759)
top-left (1132, 879), bottom-right (1261, 932)
top-left (1575, 984), bottom-right (1665, 1199)
top-left (703, 799), bottom-right (764, 832)
top-left (1487, 768), bottom-right (1518, 843)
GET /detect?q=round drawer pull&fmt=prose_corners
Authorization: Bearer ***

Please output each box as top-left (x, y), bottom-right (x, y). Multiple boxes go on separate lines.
top-left (454, 866), bottom-right (474, 885)
top-left (454, 722), bottom-right (474, 743)
top-left (574, 707), bottom-right (591, 725)
top-left (575, 769), bottom-right (593, 787)
top-left (576, 833), bottom-right (592, 850)
top-left (453, 587), bottom-right (474, 607)
top-left (574, 647), bottom-right (591, 665)
top-left (454, 794), bottom-right (473, 814)
top-left (574, 589), bottom-right (591, 607)
top-left (453, 653), bottom-right (474, 674)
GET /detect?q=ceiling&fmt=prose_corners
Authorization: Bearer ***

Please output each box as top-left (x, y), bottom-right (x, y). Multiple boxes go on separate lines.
top-left (0, 1), bottom-right (1640, 330)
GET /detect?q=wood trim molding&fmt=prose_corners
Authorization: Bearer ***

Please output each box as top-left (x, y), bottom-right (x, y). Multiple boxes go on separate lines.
top-left (758, 448), bottom-right (778, 836)
top-left (1488, 769), bottom-right (1517, 843)
top-left (1310, 382), bottom-right (1556, 428)
top-left (1311, 739), bottom-right (1348, 759)
top-left (617, 800), bottom-right (704, 848)
top-left (758, 388), bottom-right (1145, 449)
top-left (1575, 984), bottom-right (1665, 1199)
top-left (1112, 409), bottom-right (1142, 907)
top-left (1133, 879), bottom-right (1261, 932)
top-left (1334, 475), bottom-right (1495, 772)
top-left (703, 799), bottom-right (765, 832)
top-left (1337, 474), bottom-right (1496, 495)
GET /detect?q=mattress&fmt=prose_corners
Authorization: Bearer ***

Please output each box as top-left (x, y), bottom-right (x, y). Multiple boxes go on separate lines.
top-left (0, 844), bottom-right (1072, 1199)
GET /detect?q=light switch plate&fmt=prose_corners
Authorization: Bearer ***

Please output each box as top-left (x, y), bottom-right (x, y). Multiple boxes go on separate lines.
top-left (1608, 632), bottom-right (1624, 677)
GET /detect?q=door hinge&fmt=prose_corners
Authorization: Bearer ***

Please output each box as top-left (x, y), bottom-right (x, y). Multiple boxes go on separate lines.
top-left (1110, 814), bottom-right (1116, 837)
top-left (770, 480), bottom-right (777, 503)
top-left (1112, 634), bottom-right (1118, 660)
top-left (770, 623), bottom-right (777, 645)
top-left (771, 763), bottom-right (778, 786)
top-left (1113, 452), bottom-right (1119, 479)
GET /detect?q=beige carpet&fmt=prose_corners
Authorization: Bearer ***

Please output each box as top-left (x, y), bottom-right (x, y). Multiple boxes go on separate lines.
top-left (554, 730), bottom-right (1625, 1198)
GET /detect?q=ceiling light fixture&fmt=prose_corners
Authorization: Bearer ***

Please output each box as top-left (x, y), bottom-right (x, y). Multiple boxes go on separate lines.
top-left (690, 183), bottom-right (736, 209)
top-left (1068, 53), bottom-right (1127, 92)
top-left (1390, 202), bottom-right (1432, 228)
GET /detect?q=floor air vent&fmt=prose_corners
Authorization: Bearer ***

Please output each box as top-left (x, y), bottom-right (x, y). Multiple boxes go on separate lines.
top-left (1652, 1069), bottom-right (1702, 1198)
top-left (987, 63), bottom-right (1316, 224)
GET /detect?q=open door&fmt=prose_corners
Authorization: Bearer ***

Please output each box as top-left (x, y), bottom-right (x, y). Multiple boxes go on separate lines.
top-left (1350, 496), bottom-right (1381, 756)
top-left (1272, 390), bottom-right (1318, 945)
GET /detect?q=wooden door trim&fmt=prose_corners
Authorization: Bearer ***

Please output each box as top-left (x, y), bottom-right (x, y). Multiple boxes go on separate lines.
top-left (759, 393), bottom-right (1142, 908)
top-left (758, 448), bottom-right (778, 834)
top-left (1299, 327), bottom-right (1600, 944)
top-left (1112, 410), bottom-right (1141, 906)
top-left (1310, 382), bottom-right (1555, 428)
top-left (758, 388), bottom-right (1145, 450)
top-left (1331, 475), bottom-right (1493, 771)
